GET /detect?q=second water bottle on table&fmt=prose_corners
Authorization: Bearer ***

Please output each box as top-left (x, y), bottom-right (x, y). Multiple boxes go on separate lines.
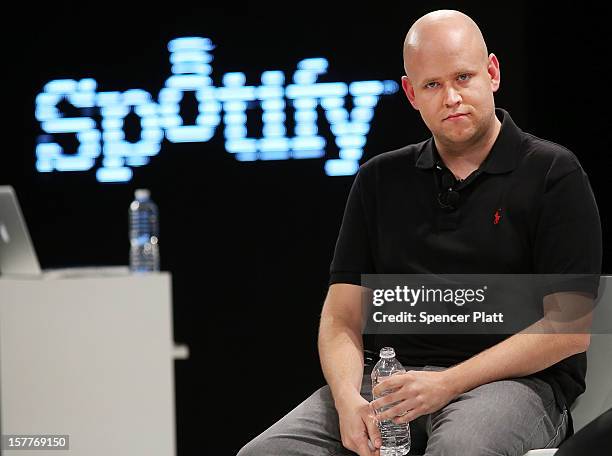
top-left (129, 189), bottom-right (160, 272)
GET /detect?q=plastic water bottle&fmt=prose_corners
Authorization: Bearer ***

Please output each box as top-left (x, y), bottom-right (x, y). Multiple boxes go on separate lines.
top-left (371, 347), bottom-right (411, 456)
top-left (129, 189), bottom-right (160, 272)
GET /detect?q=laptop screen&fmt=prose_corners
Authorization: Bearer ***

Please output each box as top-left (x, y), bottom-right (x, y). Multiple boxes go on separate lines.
top-left (0, 186), bottom-right (42, 276)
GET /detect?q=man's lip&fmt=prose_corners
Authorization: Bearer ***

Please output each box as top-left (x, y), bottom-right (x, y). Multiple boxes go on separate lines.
top-left (444, 113), bottom-right (468, 120)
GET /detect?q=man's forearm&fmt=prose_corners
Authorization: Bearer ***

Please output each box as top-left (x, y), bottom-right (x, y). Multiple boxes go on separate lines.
top-left (442, 320), bottom-right (589, 397)
top-left (318, 314), bottom-right (365, 404)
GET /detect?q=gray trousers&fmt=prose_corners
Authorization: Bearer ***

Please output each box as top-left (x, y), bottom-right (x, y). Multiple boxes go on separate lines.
top-left (237, 366), bottom-right (568, 456)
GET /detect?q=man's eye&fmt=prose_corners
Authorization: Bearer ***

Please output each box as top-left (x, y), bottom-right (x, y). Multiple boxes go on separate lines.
top-left (458, 74), bottom-right (471, 81)
top-left (425, 82), bottom-right (439, 89)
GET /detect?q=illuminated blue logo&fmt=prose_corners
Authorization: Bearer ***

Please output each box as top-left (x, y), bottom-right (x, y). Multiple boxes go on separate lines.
top-left (35, 37), bottom-right (399, 182)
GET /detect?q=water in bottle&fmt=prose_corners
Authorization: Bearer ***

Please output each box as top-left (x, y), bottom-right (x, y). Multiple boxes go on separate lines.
top-left (371, 347), bottom-right (411, 456)
top-left (129, 189), bottom-right (160, 272)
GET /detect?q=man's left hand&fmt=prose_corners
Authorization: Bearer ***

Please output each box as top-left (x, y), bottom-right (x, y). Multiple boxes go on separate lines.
top-left (370, 370), bottom-right (458, 423)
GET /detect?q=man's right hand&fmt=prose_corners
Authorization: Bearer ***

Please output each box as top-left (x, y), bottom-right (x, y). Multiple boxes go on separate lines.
top-left (335, 390), bottom-right (382, 456)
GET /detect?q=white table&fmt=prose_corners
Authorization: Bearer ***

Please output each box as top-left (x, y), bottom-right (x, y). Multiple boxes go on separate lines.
top-left (0, 270), bottom-right (178, 455)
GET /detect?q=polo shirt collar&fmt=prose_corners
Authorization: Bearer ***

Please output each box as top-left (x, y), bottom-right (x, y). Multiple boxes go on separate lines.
top-left (415, 108), bottom-right (524, 174)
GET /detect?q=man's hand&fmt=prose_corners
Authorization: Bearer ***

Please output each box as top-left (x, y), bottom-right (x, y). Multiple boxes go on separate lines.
top-left (335, 390), bottom-right (382, 456)
top-left (371, 370), bottom-right (457, 424)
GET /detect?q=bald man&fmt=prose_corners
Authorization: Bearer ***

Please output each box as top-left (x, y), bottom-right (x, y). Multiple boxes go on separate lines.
top-left (401, 10), bottom-right (500, 181)
top-left (238, 10), bottom-right (601, 456)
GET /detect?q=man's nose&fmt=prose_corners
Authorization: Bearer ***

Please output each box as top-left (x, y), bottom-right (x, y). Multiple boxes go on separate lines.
top-left (443, 86), bottom-right (462, 107)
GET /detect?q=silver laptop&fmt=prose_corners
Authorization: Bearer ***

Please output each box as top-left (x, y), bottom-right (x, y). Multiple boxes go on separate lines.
top-left (0, 186), bottom-right (42, 276)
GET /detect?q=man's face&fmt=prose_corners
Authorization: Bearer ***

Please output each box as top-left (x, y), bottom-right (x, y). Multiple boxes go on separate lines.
top-left (401, 37), bottom-right (500, 148)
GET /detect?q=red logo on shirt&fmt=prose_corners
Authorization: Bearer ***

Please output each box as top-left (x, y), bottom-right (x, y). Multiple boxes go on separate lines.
top-left (494, 209), bottom-right (502, 225)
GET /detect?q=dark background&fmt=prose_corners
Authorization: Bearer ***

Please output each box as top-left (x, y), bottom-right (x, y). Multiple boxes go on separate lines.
top-left (8, 1), bottom-right (610, 454)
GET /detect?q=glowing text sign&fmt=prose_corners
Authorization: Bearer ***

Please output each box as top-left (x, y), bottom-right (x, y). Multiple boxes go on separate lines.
top-left (35, 37), bottom-right (398, 182)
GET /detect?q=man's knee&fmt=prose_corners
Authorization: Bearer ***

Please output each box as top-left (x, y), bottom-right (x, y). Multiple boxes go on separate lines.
top-left (236, 433), bottom-right (272, 456)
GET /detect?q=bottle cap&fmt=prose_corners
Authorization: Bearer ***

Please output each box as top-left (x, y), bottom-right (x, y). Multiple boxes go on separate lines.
top-left (135, 189), bottom-right (151, 201)
top-left (379, 347), bottom-right (395, 359)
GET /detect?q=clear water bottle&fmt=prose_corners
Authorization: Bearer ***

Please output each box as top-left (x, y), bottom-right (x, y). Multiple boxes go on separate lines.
top-left (129, 189), bottom-right (160, 272)
top-left (371, 347), bottom-right (411, 456)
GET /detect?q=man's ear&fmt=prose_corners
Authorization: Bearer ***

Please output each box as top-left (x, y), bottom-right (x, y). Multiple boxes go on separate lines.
top-left (488, 53), bottom-right (501, 93)
top-left (401, 76), bottom-right (419, 110)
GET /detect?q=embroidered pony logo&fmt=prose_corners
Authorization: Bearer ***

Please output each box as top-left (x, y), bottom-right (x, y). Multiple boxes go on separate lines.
top-left (493, 208), bottom-right (502, 225)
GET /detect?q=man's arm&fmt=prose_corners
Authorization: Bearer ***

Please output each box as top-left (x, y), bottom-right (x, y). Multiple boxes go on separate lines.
top-left (443, 292), bottom-right (592, 395)
top-left (372, 292), bottom-right (593, 423)
top-left (318, 283), bottom-right (381, 455)
top-left (318, 283), bottom-right (365, 401)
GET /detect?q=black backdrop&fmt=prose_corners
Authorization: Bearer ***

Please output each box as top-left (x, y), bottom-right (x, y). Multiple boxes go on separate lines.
top-left (10, 2), bottom-right (611, 454)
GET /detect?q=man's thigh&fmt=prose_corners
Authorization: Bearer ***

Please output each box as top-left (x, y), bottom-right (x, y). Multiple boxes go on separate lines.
top-left (424, 375), bottom-right (568, 456)
top-left (237, 384), bottom-right (346, 456)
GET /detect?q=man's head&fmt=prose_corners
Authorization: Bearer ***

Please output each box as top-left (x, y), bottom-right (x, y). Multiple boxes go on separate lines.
top-left (401, 10), bottom-right (500, 150)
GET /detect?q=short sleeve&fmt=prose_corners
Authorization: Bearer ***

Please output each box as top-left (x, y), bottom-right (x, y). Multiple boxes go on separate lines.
top-left (533, 167), bottom-right (602, 296)
top-left (329, 170), bottom-right (375, 286)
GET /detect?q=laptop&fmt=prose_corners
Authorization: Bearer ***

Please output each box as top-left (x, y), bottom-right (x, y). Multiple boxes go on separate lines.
top-left (0, 186), bottom-right (42, 276)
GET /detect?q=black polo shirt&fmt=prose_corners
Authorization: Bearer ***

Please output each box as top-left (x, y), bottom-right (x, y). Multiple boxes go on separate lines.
top-left (329, 108), bottom-right (602, 416)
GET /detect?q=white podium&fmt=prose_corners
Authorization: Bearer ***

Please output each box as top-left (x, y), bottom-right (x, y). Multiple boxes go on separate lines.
top-left (0, 270), bottom-right (177, 455)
